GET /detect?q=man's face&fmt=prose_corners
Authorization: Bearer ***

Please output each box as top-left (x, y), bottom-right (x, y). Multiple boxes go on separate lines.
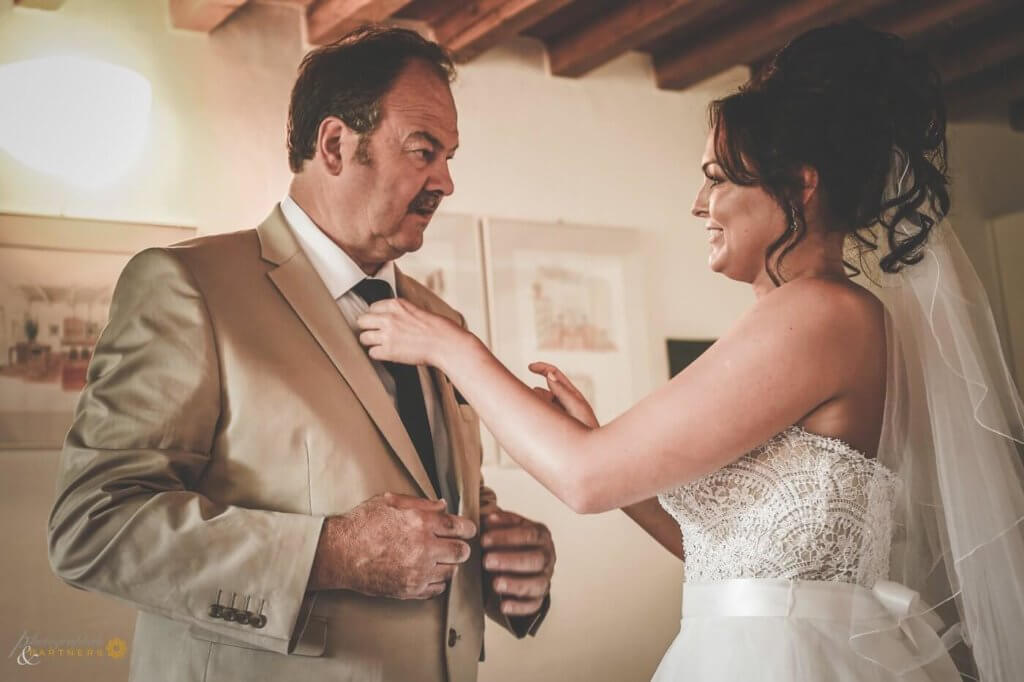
top-left (339, 59), bottom-right (458, 263)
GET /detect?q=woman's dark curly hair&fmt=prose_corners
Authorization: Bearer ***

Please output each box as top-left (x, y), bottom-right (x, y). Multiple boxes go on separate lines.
top-left (709, 21), bottom-right (949, 285)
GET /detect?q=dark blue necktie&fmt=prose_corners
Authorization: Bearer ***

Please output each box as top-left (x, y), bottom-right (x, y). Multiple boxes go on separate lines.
top-left (353, 279), bottom-right (441, 496)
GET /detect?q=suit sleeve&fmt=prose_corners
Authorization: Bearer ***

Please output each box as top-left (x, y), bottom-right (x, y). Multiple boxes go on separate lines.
top-left (47, 247), bottom-right (326, 656)
top-left (481, 482), bottom-right (551, 640)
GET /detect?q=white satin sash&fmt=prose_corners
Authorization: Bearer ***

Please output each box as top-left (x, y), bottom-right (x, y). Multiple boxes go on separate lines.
top-left (681, 578), bottom-right (962, 682)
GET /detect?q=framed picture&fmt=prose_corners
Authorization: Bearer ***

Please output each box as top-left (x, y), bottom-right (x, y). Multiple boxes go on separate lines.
top-left (666, 339), bottom-right (714, 378)
top-left (396, 213), bottom-right (499, 465)
top-left (0, 213), bottom-right (196, 449)
top-left (483, 217), bottom-right (656, 467)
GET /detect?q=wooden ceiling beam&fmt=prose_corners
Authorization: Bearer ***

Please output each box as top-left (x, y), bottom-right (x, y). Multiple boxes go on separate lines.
top-left (547, 0), bottom-right (722, 78)
top-left (431, 0), bottom-right (577, 63)
top-left (653, 0), bottom-right (890, 91)
top-left (933, 21), bottom-right (1024, 87)
top-left (251, 0), bottom-right (317, 6)
top-left (169, 0), bottom-right (250, 32)
top-left (306, 0), bottom-right (417, 45)
top-left (871, 0), bottom-right (1010, 43)
top-left (946, 60), bottom-right (1024, 119)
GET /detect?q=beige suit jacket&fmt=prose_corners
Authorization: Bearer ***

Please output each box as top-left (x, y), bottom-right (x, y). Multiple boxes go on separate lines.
top-left (47, 207), bottom-right (543, 682)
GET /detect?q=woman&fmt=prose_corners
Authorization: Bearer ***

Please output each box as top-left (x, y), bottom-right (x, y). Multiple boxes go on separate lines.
top-left (358, 23), bottom-right (1024, 681)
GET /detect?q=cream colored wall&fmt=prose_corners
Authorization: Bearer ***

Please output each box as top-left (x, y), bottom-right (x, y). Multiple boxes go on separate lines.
top-left (2, 2), bottom-right (1022, 681)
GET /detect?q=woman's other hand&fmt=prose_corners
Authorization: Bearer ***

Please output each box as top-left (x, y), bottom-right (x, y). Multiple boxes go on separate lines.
top-left (528, 362), bottom-right (599, 429)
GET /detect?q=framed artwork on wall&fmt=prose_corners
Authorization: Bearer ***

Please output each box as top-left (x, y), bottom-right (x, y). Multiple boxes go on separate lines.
top-left (666, 339), bottom-right (715, 378)
top-left (0, 212), bottom-right (196, 449)
top-left (483, 217), bottom-right (655, 467)
top-left (396, 212), bottom-right (499, 465)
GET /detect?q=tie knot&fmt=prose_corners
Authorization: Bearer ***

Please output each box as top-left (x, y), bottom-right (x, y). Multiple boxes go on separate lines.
top-left (353, 278), bottom-right (395, 305)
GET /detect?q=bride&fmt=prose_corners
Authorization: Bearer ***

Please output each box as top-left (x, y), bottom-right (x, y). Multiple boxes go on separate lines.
top-left (357, 22), bottom-right (1024, 681)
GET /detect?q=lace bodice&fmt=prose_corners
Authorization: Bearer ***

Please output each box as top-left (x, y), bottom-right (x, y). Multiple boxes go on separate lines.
top-left (658, 426), bottom-right (900, 588)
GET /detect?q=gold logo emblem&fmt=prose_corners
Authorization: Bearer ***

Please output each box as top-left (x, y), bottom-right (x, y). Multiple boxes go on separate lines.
top-left (105, 637), bottom-right (127, 660)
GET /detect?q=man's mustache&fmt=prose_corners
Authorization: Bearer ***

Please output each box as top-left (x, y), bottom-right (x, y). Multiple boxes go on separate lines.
top-left (409, 191), bottom-right (442, 213)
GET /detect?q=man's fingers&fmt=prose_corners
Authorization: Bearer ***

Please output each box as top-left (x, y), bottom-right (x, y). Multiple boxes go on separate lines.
top-left (483, 549), bottom-right (547, 573)
top-left (482, 525), bottom-right (546, 549)
top-left (434, 539), bottom-right (472, 565)
top-left (417, 580), bottom-right (448, 599)
top-left (482, 511), bottom-right (523, 529)
top-left (431, 563), bottom-right (458, 583)
top-left (500, 597), bottom-right (545, 616)
top-left (386, 493), bottom-right (447, 511)
top-left (430, 512), bottom-right (478, 539)
top-left (492, 575), bottom-right (549, 599)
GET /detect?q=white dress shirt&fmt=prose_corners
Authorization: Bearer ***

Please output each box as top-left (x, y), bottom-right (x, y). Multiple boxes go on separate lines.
top-left (280, 195), bottom-right (458, 511)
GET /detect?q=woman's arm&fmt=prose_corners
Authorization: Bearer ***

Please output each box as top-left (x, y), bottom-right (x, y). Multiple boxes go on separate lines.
top-left (623, 498), bottom-right (683, 561)
top-left (359, 278), bottom-right (872, 513)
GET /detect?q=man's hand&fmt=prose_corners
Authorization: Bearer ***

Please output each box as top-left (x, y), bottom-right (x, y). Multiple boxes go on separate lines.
top-left (482, 510), bottom-right (555, 617)
top-left (309, 492), bottom-right (477, 599)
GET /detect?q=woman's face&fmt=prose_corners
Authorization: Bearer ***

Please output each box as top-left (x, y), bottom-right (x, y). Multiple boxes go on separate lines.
top-left (691, 130), bottom-right (788, 285)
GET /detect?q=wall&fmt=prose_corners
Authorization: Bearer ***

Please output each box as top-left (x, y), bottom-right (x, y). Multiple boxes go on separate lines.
top-left (1, 1), bottom-right (1021, 681)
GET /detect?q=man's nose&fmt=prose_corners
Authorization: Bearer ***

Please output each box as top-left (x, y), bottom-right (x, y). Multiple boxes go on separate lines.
top-left (429, 160), bottom-right (454, 196)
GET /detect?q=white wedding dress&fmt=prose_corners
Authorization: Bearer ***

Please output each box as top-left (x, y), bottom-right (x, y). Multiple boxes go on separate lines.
top-left (652, 425), bottom-right (963, 681)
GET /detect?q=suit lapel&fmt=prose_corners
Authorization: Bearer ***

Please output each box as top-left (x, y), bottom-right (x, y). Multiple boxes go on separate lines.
top-left (258, 208), bottom-right (438, 500)
top-left (396, 268), bottom-right (479, 517)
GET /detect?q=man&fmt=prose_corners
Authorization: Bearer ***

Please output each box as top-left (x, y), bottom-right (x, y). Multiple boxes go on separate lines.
top-left (47, 26), bottom-right (554, 682)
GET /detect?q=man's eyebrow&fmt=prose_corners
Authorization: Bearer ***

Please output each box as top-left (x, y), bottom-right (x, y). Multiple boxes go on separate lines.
top-left (408, 131), bottom-right (458, 155)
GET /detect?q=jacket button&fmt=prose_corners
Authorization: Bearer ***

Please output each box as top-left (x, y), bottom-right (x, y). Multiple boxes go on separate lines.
top-left (208, 604), bottom-right (222, 618)
top-left (235, 610), bottom-right (251, 625)
top-left (251, 615), bottom-right (267, 629)
top-left (448, 628), bottom-right (459, 647)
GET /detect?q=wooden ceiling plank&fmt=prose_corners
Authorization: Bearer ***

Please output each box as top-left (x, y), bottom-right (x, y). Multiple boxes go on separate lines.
top-left (307, 0), bottom-right (417, 44)
top-left (653, 0), bottom-right (891, 91)
top-left (251, 0), bottom-right (317, 7)
top-left (432, 0), bottom-right (577, 62)
top-left (169, 0), bottom-right (250, 32)
top-left (547, 0), bottom-right (722, 78)
top-left (873, 0), bottom-right (1009, 42)
top-left (935, 21), bottom-right (1024, 86)
top-left (947, 60), bottom-right (1024, 119)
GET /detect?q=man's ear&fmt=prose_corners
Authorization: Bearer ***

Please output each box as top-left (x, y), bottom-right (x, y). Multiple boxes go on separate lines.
top-left (316, 117), bottom-right (347, 176)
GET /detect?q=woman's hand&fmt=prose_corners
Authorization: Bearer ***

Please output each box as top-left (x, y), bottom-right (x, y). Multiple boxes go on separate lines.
top-left (528, 362), bottom-right (599, 429)
top-left (357, 299), bottom-right (467, 368)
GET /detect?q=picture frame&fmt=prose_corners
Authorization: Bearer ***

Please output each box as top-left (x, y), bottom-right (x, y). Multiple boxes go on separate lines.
top-left (0, 212), bottom-right (197, 449)
top-left (666, 339), bottom-right (715, 378)
top-left (483, 217), bottom-right (656, 467)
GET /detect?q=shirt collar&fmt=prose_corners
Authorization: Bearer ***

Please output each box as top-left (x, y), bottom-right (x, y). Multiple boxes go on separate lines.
top-left (280, 195), bottom-right (396, 299)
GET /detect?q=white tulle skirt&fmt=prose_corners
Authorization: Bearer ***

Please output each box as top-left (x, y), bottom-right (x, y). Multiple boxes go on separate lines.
top-left (652, 579), bottom-right (962, 682)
